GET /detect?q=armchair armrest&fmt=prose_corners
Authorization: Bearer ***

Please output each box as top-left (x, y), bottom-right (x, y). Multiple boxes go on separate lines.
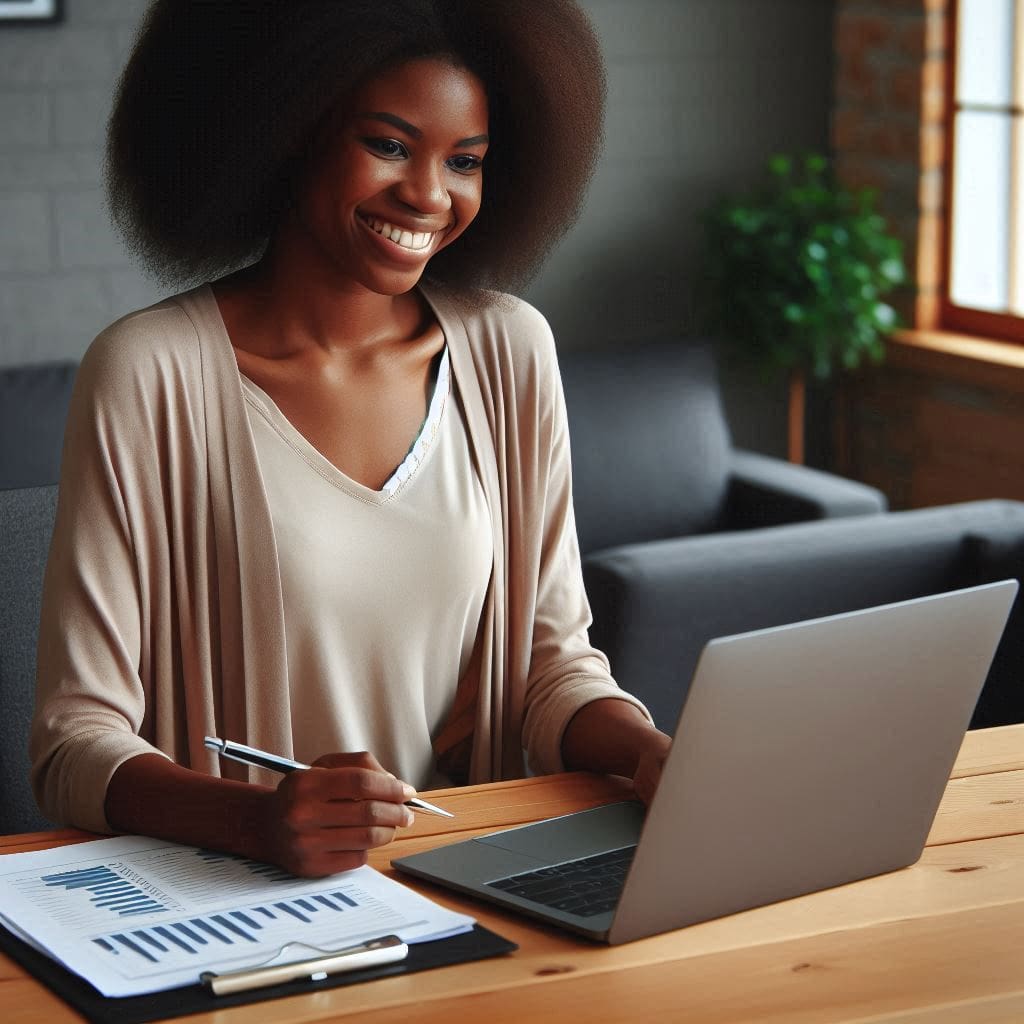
top-left (723, 449), bottom-right (887, 529)
top-left (584, 500), bottom-right (1024, 733)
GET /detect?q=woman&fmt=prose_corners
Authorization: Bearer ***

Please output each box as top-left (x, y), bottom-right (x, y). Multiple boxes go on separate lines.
top-left (30, 0), bottom-right (670, 878)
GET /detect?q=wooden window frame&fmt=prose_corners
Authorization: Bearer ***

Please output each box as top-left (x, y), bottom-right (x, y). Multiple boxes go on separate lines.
top-left (940, 0), bottom-right (1024, 344)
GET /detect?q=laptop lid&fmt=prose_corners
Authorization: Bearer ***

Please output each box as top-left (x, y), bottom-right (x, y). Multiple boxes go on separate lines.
top-left (394, 581), bottom-right (1018, 945)
top-left (607, 579), bottom-right (1017, 943)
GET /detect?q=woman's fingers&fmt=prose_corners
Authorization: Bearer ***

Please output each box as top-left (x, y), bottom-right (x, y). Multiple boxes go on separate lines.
top-left (288, 764), bottom-right (416, 806)
top-left (280, 791), bottom-right (415, 832)
top-left (274, 843), bottom-right (371, 878)
top-left (308, 751), bottom-right (418, 803)
top-left (264, 757), bottom-right (418, 876)
top-left (632, 732), bottom-right (672, 806)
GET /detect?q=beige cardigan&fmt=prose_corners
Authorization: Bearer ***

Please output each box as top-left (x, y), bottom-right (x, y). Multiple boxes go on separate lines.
top-left (30, 283), bottom-right (649, 834)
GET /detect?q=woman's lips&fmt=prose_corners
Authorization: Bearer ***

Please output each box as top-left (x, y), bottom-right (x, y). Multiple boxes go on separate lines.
top-left (358, 212), bottom-right (446, 252)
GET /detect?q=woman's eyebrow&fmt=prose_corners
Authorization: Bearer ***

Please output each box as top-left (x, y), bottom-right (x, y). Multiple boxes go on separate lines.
top-left (358, 111), bottom-right (489, 147)
top-left (359, 111), bottom-right (422, 138)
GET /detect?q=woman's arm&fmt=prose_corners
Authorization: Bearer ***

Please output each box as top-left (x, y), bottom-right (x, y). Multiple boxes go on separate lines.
top-left (105, 751), bottom-right (417, 877)
top-left (561, 698), bottom-right (671, 805)
top-left (499, 305), bottom-right (664, 793)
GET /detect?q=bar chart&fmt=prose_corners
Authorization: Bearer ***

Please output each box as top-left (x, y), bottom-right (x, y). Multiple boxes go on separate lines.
top-left (89, 887), bottom-right (375, 966)
top-left (41, 866), bottom-right (168, 917)
top-left (0, 834), bottom-right (473, 995)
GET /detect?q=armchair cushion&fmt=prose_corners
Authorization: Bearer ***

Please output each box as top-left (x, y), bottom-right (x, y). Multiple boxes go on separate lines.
top-left (584, 500), bottom-right (1024, 734)
top-left (0, 361), bottom-right (77, 490)
top-left (560, 342), bottom-right (732, 555)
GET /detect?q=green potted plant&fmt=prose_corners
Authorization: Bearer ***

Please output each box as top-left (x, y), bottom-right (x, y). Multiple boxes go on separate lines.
top-left (699, 152), bottom-right (906, 463)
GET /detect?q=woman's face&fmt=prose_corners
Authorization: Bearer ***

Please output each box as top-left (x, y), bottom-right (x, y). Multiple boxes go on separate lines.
top-left (294, 57), bottom-right (489, 296)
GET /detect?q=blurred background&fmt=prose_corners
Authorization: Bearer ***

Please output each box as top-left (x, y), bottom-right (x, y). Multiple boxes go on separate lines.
top-left (1, 0), bottom-right (1021, 507)
top-left (0, 0), bottom-right (833, 453)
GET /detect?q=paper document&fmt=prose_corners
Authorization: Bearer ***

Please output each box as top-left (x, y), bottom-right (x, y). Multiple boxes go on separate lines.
top-left (0, 835), bottom-right (474, 997)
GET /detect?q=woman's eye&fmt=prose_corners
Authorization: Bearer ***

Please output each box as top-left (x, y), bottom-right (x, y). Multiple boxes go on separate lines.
top-left (364, 138), bottom-right (408, 159)
top-left (447, 155), bottom-right (483, 174)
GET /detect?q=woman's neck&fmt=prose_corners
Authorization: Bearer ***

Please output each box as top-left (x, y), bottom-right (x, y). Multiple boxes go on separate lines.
top-left (214, 241), bottom-right (428, 361)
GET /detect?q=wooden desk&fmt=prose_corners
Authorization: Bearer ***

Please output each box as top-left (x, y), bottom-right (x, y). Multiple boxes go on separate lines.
top-left (2, 725), bottom-right (1023, 1023)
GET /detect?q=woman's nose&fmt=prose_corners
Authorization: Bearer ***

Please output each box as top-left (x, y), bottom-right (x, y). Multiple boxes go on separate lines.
top-left (395, 159), bottom-right (451, 215)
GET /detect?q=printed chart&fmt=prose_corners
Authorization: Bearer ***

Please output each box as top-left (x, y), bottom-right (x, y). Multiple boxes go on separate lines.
top-left (0, 837), bottom-right (473, 996)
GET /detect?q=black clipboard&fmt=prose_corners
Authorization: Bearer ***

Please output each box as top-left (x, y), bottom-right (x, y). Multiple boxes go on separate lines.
top-left (0, 923), bottom-right (516, 1024)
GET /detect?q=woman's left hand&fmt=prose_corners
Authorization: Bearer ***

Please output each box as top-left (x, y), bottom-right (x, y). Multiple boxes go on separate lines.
top-left (562, 698), bottom-right (672, 805)
top-left (630, 731), bottom-right (671, 805)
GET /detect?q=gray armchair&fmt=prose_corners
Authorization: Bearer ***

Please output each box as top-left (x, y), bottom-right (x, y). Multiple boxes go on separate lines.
top-left (0, 362), bottom-right (78, 829)
top-left (0, 360), bottom-right (77, 491)
top-left (558, 342), bottom-right (887, 559)
top-left (558, 343), bottom-right (1024, 734)
top-left (0, 484), bottom-right (58, 833)
top-left (582, 498), bottom-right (1024, 734)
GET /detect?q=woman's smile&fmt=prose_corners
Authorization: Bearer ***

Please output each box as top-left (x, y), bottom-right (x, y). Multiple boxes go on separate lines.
top-left (356, 211), bottom-right (450, 257)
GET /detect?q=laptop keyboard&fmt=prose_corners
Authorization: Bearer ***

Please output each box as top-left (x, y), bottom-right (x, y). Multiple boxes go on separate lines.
top-left (485, 845), bottom-right (636, 918)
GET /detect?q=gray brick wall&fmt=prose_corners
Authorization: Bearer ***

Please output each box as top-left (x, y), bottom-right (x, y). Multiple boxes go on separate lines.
top-left (527, 0), bottom-right (836, 455)
top-left (0, 0), bottom-right (835, 455)
top-left (0, 0), bottom-right (157, 367)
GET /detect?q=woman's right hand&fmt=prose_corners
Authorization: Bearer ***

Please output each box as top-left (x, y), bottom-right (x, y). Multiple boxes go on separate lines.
top-left (262, 751), bottom-right (417, 877)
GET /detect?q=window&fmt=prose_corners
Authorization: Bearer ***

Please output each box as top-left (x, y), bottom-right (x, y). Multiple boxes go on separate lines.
top-left (945, 0), bottom-right (1024, 341)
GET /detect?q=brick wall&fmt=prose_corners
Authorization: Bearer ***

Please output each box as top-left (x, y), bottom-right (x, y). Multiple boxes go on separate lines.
top-left (0, 0), bottom-right (160, 367)
top-left (831, 0), bottom-right (949, 330)
top-left (832, 0), bottom-right (1024, 508)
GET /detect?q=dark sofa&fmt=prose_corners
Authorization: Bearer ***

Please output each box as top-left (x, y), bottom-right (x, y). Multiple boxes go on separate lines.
top-left (559, 342), bottom-right (887, 552)
top-left (555, 342), bottom-right (1024, 734)
top-left (0, 360), bottom-right (77, 491)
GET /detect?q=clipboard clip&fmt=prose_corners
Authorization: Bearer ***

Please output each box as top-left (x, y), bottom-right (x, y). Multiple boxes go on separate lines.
top-left (200, 934), bottom-right (408, 996)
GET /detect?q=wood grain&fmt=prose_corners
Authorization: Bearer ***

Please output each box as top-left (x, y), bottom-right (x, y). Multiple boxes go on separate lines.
top-left (0, 727), bottom-right (1020, 1023)
top-left (951, 725), bottom-right (1024, 778)
top-left (844, 990), bottom-right (1024, 1024)
top-left (337, 902), bottom-right (1024, 1024)
top-left (928, 770), bottom-right (1024, 845)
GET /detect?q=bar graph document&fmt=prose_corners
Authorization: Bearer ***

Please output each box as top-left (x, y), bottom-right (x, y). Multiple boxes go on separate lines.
top-left (0, 836), bottom-right (474, 996)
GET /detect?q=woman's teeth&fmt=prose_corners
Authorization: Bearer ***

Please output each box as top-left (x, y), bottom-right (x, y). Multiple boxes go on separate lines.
top-left (364, 216), bottom-right (436, 251)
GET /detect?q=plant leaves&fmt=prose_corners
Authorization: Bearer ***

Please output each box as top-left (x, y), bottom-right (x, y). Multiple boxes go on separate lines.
top-left (696, 151), bottom-right (907, 379)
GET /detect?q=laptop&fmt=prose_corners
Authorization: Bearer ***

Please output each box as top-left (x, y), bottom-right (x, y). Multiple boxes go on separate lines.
top-left (394, 580), bottom-right (1018, 945)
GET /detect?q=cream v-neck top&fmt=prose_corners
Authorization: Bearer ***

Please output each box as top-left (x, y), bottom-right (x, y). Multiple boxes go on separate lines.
top-left (31, 283), bottom-right (652, 833)
top-left (239, 350), bottom-right (492, 789)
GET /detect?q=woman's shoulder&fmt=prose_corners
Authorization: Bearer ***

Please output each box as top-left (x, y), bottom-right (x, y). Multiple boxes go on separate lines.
top-left (425, 284), bottom-right (557, 368)
top-left (78, 287), bottom-right (212, 391)
top-left (435, 285), bottom-right (550, 332)
top-left (86, 290), bottom-right (201, 363)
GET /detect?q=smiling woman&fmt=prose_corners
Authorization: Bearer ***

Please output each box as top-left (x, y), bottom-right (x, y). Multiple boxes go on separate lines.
top-left (105, 0), bottom-right (605, 296)
top-left (29, 0), bottom-right (671, 879)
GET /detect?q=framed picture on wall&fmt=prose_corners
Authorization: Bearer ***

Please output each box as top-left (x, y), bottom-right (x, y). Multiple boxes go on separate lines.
top-left (0, 0), bottom-right (62, 23)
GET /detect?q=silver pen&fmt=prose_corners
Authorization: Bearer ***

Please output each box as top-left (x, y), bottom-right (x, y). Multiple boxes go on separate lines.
top-left (200, 934), bottom-right (408, 995)
top-left (203, 736), bottom-right (455, 818)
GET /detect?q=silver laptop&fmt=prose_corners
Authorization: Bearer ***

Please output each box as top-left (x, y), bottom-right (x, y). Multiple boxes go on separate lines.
top-left (394, 580), bottom-right (1018, 944)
